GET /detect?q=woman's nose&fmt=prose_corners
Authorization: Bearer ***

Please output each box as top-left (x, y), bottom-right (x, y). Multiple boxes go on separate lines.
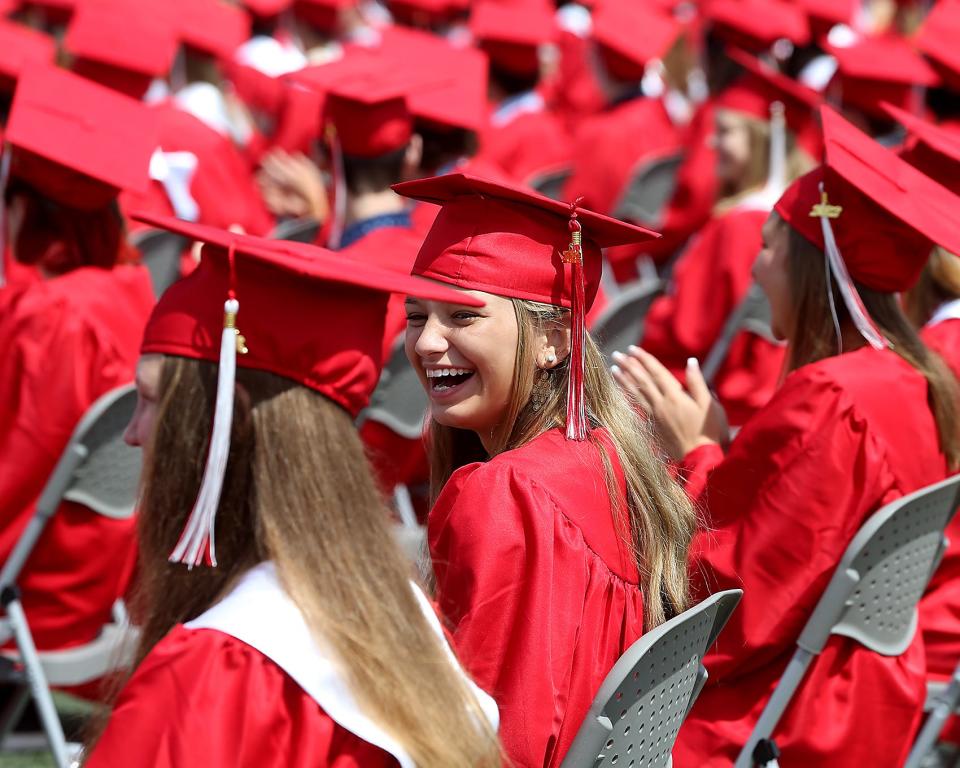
top-left (414, 316), bottom-right (450, 358)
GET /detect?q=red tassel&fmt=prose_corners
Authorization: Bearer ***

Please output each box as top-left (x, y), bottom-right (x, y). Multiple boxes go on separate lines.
top-left (562, 200), bottom-right (588, 441)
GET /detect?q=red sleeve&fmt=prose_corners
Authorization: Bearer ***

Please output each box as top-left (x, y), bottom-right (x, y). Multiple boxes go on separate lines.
top-left (85, 627), bottom-right (394, 768)
top-left (429, 462), bottom-right (583, 768)
top-left (690, 369), bottom-right (899, 682)
top-left (675, 442), bottom-right (725, 505)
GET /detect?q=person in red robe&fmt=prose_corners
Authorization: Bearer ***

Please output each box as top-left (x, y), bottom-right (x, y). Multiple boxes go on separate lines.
top-left (83, 215), bottom-right (500, 767)
top-left (613, 107), bottom-right (960, 767)
top-left (0, 67), bottom-right (158, 655)
top-left (639, 51), bottom-right (820, 425)
top-left (396, 172), bottom-right (698, 768)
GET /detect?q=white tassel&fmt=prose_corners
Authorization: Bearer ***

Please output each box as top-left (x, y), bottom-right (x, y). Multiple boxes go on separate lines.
top-left (766, 101), bottom-right (787, 200)
top-left (169, 298), bottom-right (242, 568)
top-left (812, 182), bottom-right (887, 351)
top-left (327, 125), bottom-right (346, 250)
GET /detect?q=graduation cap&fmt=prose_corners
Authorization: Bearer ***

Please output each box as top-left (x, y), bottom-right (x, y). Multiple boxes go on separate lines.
top-left (170, 0), bottom-right (251, 61)
top-left (794, 0), bottom-right (857, 39)
top-left (389, 0), bottom-right (469, 27)
top-left (65, 1), bottom-right (179, 98)
top-left (240, 0), bottom-right (293, 18)
top-left (394, 172), bottom-right (659, 441)
top-left (470, 0), bottom-right (557, 76)
top-left (291, 0), bottom-right (357, 33)
top-left (5, 64), bottom-right (159, 209)
top-left (591, 0), bottom-right (683, 82)
top-left (377, 26), bottom-right (489, 133)
top-left (0, 20), bottom-right (55, 94)
top-left (774, 106), bottom-right (960, 346)
top-left (705, 0), bottom-right (810, 52)
top-left (826, 35), bottom-right (939, 119)
top-left (915, 0), bottom-right (960, 92)
top-left (133, 211), bottom-right (483, 568)
top-left (882, 103), bottom-right (960, 195)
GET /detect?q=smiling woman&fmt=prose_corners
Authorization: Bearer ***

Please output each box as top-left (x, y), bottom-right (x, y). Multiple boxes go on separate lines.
top-left (395, 172), bottom-right (697, 768)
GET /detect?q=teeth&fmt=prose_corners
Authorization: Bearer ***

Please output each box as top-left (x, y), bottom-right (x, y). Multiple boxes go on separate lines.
top-left (425, 367), bottom-right (474, 379)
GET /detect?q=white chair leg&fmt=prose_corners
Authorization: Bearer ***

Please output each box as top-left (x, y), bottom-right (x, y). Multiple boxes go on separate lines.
top-left (4, 595), bottom-right (69, 768)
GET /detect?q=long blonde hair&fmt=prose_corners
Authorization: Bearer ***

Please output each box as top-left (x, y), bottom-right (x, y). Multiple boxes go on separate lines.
top-left (904, 246), bottom-right (960, 328)
top-left (429, 300), bottom-right (697, 629)
top-left (87, 358), bottom-right (501, 767)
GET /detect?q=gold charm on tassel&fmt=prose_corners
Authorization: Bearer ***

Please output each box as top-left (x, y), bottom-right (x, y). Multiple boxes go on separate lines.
top-left (810, 190), bottom-right (842, 219)
top-left (224, 300), bottom-right (249, 355)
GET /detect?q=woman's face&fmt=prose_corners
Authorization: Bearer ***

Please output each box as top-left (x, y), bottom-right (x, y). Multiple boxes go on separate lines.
top-left (754, 212), bottom-right (793, 341)
top-left (405, 290), bottom-right (519, 447)
top-left (124, 354), bottom-right (164, 461)
top-left (714, 108), bottom-right (754, 186)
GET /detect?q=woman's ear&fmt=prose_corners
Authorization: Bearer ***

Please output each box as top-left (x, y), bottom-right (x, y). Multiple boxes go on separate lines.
top-left (534, 315), bottom-right (572, 368)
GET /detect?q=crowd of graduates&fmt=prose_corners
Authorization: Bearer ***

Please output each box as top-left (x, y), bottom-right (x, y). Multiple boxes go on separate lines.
top-left (0, 0), bottom-right (958, 765)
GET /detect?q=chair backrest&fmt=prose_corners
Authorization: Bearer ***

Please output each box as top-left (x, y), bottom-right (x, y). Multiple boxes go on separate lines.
top-left (701, 282), bottom-right (777, 386)
top-left (270, 216), bottom-right (321, 243)
top-left (593, 278), bottom-right (664, 365)
top-left (797, 474), bottom-right (960, 657)
top-left (358, 341), bottom-right (428, 440)
top-left (612, 152), bottom-right (684, 228)
top-left (132, 229), bottom-right (186, 298)
top-left (560, 589), bottom-right (743, 768)
top-left (528, 168), bottom-right (573, 202)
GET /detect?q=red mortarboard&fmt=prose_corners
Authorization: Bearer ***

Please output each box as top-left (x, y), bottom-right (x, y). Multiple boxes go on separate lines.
top-left (883, 102), bottom-right (960, 195)
top-left (719, 48), bottom-right (823, 157)
top-left (591, 0), bottom-right (682, 81)
top-left (389, 0), bottom-right (469, 26)
top-left (915, 0), bottom-right (960, 91)
top-left (470, 0), bottom-right (557, 76)
top-left (171, 0), bottom-right (251, 61)
top-left (6, 65), bottom-right (159, 209)
top-left (292, 0), bottom-right (357, 32)
top-left (775, 106), bottom-right (960, 293)
top-left (133, 211), bottom-right (483, 567)
top-left (826, 35), bottom-right (939, 119)
top-left (705, 0), bottom-right (810, 52)
top-left (0, 20), bottom-right (54, 94)
top-left (65, 1), bottom-right (178, 98)
top-left (241, 0), bottom-right (293, 17)
top-left (794, 0), bottom-right (856, 38)
top-left (394, 172), bottom-right (659, 441)
top-left (378, 26), bottom-right (489, 132)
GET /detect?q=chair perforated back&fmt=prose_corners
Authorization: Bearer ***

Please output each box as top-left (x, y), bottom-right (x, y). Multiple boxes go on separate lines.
top-left (807, 474), bottom-right (960, 656)
top-left (132, 229), bottom-right (186, 298)
top-left (560, 590), bottom-right (742, 768)
top-left (529, 168), bottom-right (573, 201)
top-left (593, 279), bottom-right (664, 365)
top-left (59, 386), bottom-right (141, 520)
top-left (359, 342), bottom-right (428, 439)
top-left (701, 283), bottom-right (777, 386)
top-left (612, 153), bottom-right (684, 227)
top-left (270, 216), bottom-right (321, 243)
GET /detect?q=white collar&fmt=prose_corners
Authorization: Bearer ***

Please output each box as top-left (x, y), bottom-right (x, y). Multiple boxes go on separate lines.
top-left (491, 90), bottom-right (545, 127)
top-left (928, 298), bottom-right (960, 328)
top-left (185, 563), bottom-right (497, 766)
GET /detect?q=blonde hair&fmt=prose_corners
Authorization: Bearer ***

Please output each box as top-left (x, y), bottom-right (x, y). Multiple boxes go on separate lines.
top-left (713, 109), bottom-right (817, 215)
top-left (86, 358), bottom-right (501, 767)
top-left (904, 246), bottom-right (960, 327)
top-left (429, 300), bottom-right (697, 628)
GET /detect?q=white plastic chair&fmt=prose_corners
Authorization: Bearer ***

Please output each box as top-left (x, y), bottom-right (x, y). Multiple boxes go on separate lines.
top-left (560, 589), bottom-right (743, 768)
top-left (593, 277), bottom-right (664, 365)
top-left (0, 385), bottom-right (143, 768)
top-left (701, 282), bottom-right (779, 387)
top-left (131, 229), bottom-right (186, 298)
top-left (736, 474), bottom-right (960, 768)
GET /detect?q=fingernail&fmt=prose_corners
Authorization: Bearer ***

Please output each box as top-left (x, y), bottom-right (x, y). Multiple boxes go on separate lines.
top-left (611, 364), bottom-right (621, 375)
top-left (628, 345), bottom-right (641, 354)
top-left (687, 357), bottom-right (699, 369)
top-left (612, 351), bottom-right (626, 362)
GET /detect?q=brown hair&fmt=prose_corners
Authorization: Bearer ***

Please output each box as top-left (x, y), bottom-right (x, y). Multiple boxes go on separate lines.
top-left (781, 218), bottom-right (960, 468)
top-left (428, 300), bottom-right (697, 629)
top-left (87, 357), bottom-right (500, 767)
top-left (903, 246), bottom-right (960, 328)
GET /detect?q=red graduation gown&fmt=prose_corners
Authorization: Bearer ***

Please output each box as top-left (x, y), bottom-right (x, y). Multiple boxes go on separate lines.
top-left (430, 427), bottom-right (643, 768)
top-left (476, 104), bottom-right (573, 187)
top-left (919, 309), bottom-right (960, 679)
top-left (85, 625), bottom-right (399, 768)
top-left (562, 96), bottom-right (684, 216)
top-left (121, 104), bottom-right (274, 239)
top-left (673, 347), bottom-right (945, 767)
top-left (0, 265), bottom-right (154, 651)
top-left (640, 206), bottom-right (785, 426)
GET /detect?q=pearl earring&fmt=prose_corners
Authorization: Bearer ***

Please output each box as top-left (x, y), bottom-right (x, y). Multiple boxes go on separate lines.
top-left (545, 354), bottom-right (557, 364)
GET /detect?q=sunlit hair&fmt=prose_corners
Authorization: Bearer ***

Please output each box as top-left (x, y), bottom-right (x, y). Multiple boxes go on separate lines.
top-left (713, 109), bottom-right (816, 215)
top-left (903, 246), bottom-right (960, 328)
top-left (778, 215), bottom-right (960, 468)
top-left (84, 357), bottom-right (501, 767)
top-left (427, 300), bottom-right (698, 629)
